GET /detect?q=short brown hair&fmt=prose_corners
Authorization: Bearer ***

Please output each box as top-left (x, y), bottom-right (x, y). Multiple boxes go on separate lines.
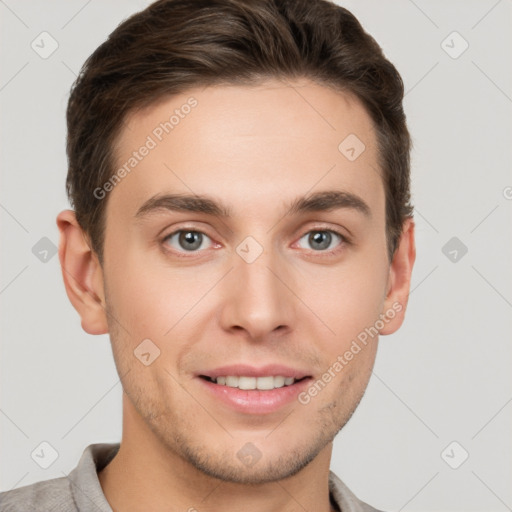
top-left (66, 0), bottom-right (413, 263)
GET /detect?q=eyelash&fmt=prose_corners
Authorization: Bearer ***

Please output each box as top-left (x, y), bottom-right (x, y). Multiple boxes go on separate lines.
top-left (295, 229), bottom-right (349, 254)
top-left (161, 226), bottom-right (350, 258)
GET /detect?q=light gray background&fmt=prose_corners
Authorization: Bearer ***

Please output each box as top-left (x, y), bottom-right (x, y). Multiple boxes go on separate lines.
top-left (1, 1), bottom-right (511, 511)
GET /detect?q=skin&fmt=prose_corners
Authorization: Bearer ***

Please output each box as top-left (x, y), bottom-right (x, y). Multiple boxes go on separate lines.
top-left (57, 79), bottom-right (415, 512)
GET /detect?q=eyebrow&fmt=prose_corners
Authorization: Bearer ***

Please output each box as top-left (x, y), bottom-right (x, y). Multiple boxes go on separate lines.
top-left (134, 190), bottom-right (371, 220)
top-left (287, 190), bottom-right (371, 217)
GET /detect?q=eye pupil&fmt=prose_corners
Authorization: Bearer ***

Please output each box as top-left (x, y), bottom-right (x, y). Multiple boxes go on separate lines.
top-left (309, 231), bottom-right (331, 250)
top-left (179, 231), bottom-right (202, 250)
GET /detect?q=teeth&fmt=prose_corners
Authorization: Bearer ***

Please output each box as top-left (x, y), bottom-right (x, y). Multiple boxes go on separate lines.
top-left (225, 376), bottom-right (239, 387)
top-left (212, 375), bottom-right (297, 390)
top-left (238, 376), bottom-right (256, 390)
top-left (273, 376), bottom-right (285, 388)
top-left (255, 376), bottom-right (275, 390)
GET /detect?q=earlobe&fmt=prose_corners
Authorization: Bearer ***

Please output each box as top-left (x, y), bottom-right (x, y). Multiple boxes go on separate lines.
top-left (380, 217), bottom-right (416, 335)
top-left (56, 209), bottom-right (109, 335)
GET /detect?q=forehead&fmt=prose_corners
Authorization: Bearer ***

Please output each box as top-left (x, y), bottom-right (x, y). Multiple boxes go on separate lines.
top-left (107, 79), bottom-right (383, 222)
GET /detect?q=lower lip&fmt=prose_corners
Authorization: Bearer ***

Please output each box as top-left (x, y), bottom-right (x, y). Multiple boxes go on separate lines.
top-left (198, 377), bottom-right (312, 414)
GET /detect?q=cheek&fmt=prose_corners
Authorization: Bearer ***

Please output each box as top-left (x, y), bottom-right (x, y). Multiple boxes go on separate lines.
top-left (298, 256), bottom-right (389, 344)
top-left (104, 243), bottom-right (206, 341)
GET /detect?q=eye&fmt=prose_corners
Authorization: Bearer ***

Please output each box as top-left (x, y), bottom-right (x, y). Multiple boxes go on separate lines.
top-left (297, 230), bottom-right (345, 252)
top-left (163, 230), bottom-right (213, 252)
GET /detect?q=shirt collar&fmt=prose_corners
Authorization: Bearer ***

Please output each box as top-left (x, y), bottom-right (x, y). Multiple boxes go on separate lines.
top-left (68, 443), bottom-right (118, 512)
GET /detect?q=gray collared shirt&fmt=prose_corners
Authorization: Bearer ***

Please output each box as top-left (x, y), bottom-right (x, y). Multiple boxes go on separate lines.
top-left (0, 443), bottom-right (383, 511)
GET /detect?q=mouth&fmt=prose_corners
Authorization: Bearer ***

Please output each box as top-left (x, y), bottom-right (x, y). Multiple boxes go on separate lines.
top-left (196, 365), bottom-right (313, 414)
top-left (199, 375), bottom-right (309, 390)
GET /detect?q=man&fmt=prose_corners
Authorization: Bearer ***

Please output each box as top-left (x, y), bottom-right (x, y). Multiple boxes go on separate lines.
top-left (0, 0), bottom-right (415, 510)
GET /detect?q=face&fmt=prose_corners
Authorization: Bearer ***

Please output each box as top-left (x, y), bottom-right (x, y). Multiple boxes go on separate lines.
top-left (96, 79), bottom-right (402, 484)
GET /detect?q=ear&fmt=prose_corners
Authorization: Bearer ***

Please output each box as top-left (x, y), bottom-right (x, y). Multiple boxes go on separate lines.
top-left (379, 217), bottom-right (416, 335)
top-left (56, 209), bottom-right (108, 335)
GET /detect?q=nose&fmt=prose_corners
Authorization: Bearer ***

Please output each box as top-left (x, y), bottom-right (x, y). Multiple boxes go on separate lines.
top-left (219, 244), bottom-right (295, 341)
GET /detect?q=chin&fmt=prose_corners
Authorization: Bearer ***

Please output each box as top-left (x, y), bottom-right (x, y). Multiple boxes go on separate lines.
top-left (181, 443), bottom-right (321, 484)
top-left (165, 422), bottom-right (341, 485)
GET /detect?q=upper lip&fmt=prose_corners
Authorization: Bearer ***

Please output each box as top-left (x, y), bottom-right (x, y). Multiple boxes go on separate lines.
top-left (198, 364), bottom-right (311, 380)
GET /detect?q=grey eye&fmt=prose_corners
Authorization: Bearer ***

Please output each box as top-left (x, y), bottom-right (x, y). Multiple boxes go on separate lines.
top-left (297, 230), bottom-right (342, 251)
top-left (165, 230), bottom-right (211, 252)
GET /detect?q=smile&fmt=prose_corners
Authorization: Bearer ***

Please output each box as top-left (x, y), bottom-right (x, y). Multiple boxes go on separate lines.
top-left (202, 375), bottom-right (305, 390)
top-left (197, 366), bottom-right (313, 414)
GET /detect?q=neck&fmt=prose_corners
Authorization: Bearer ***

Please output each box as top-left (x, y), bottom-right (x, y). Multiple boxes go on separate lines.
top-left (98, 394), bottom-right (336, 512)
